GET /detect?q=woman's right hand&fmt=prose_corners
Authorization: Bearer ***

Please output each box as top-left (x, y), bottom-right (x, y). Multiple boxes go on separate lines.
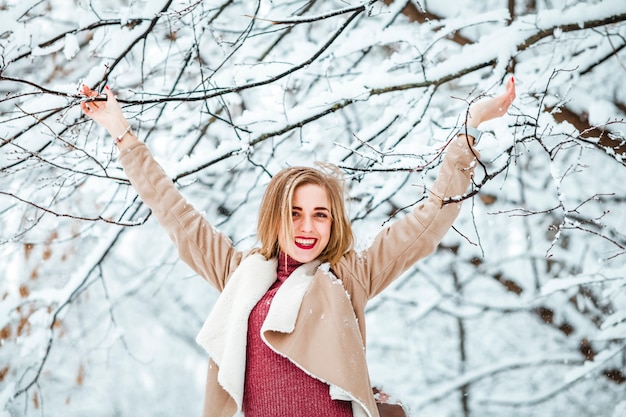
top-left (79, 84), bottom-right (131, 142)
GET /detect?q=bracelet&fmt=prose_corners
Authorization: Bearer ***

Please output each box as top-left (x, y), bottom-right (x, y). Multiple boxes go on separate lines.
top-left (458, 126), bottom-right (483, 145)
top-left (114, 125), bottom-right (132, 145)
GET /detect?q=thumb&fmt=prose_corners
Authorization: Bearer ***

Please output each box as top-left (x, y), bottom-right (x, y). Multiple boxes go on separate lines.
top-left (103, 85), bottom-right (117, 101)
top-left (102, 85), bottom-right (124, 115)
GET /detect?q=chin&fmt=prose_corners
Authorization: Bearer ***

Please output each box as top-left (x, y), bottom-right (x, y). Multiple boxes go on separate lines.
top-left (292, 250), bottom-right (321, 263)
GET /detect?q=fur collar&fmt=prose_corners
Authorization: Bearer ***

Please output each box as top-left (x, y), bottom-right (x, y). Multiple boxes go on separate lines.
top-left (195, 253), bottom-right (321, 411)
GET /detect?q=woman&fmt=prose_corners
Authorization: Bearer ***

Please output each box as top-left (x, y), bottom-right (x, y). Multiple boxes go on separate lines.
top-left (80, 78), bottom-right (516, 417)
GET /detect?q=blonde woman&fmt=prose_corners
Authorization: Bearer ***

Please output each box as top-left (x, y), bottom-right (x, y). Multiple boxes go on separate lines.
top-left (80, 77), bottom-right (515, 417)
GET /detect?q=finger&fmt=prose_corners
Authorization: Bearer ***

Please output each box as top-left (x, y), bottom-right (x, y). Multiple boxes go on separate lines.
top-left (81, 84), bottom-right (98, 98)
top-left (103, 85), bottom-right (117, 103)
top-left (507, 76), bottom-right (516, 98)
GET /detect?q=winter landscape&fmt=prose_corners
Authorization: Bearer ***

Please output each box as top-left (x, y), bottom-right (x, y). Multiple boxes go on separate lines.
top-left (1, 0), bottom-right (625, 416)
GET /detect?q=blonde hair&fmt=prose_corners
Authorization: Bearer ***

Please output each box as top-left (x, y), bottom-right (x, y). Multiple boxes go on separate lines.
top-left (257, 164), bottom-right (353, 265)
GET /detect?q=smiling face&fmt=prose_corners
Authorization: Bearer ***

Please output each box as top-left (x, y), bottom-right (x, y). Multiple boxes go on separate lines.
top-left (257, 165), bottom-right (353, 265)
top-left (278, 183), bottom-right (332, 264)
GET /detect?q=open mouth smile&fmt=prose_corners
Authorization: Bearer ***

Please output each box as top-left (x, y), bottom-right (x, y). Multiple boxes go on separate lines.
top-left (295, 237), bottom-right (317, 249)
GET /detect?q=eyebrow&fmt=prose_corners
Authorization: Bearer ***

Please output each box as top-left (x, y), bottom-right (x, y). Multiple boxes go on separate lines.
top-left (292, 206), bottom-right (330, 212)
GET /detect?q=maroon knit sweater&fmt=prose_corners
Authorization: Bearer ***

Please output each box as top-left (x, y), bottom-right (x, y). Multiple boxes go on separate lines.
top-left (243, 253), bottom-right (353, 416)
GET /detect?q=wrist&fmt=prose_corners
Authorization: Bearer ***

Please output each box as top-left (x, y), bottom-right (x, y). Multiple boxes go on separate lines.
top-left (466, 112), bottom-right (482, 129)
top-left (113, 125), bottom-right (132, 145)
top-left (458, 126), bottom-right (483, 146)
top-left (107, 125), bottom-right (127, 138)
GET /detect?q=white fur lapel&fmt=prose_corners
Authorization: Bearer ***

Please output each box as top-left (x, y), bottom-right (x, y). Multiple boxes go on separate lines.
top-left (195, 254), bottom-right (321, 412)
top-left (262, 260), bottom-right (320, 334)
top-left (195, 254), bottom-right (276, 410)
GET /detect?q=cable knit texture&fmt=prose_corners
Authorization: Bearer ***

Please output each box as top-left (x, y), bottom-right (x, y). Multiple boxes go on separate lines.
top-left (243, 252), bottom-right (352, 416)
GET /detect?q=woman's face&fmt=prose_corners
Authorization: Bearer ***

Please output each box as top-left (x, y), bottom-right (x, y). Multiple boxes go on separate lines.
top-left (278, 183), bottom-right (332, 263)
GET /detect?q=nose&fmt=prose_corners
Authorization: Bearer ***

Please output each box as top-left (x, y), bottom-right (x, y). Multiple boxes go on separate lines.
top-left (298, 215), bottom-right (313, 233)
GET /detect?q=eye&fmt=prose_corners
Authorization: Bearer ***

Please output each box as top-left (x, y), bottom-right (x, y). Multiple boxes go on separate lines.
top-left (315, 212), bottom-right (329, 218)
top-left (292, 211), bottom-right (300, 218)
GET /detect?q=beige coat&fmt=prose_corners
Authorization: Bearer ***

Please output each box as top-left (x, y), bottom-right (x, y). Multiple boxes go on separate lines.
top-left (118, 137), bottom-right (477, 417)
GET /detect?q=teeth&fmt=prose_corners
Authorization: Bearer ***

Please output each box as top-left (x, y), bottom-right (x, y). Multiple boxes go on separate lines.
top-left (295, 238), bottom-right (315, 246)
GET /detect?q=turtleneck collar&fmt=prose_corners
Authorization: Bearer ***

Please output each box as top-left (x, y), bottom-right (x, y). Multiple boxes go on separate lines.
top-left (276, 251), bottom-right (303, 283)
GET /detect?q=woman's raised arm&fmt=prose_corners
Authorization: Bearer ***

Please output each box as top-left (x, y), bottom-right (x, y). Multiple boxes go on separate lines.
top-left (79, 85), bottom-right (242, 290)
top-left (336, 77), bottom-right (517, 299)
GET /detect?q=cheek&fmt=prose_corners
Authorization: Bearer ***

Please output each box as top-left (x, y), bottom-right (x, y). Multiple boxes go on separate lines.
top-left (322, 222), bottom-right (332, 242)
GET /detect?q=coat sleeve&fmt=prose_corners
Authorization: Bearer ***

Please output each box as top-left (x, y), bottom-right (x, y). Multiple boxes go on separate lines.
top-left (336, 137), bottom-right (478, 300)
top-left (118, 142), bottom-right (242, 291)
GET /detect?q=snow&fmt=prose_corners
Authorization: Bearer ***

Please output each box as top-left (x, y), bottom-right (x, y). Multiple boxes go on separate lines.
top-left (63, 33), bottom-right (80, 60)
top-left (1, 0), bottom-right (625, 416)
top-left (542, 272), bottom-right (624, 296)
top-left (563, 346), bottom-right (623, 384)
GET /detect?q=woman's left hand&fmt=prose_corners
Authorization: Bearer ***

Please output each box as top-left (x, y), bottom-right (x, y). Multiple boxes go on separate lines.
top-left (467, 76), bottom-right (516, 128)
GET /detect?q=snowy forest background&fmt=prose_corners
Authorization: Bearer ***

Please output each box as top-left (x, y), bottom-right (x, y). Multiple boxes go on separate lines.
top-left (1, 0), bottom-right (625, 416)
